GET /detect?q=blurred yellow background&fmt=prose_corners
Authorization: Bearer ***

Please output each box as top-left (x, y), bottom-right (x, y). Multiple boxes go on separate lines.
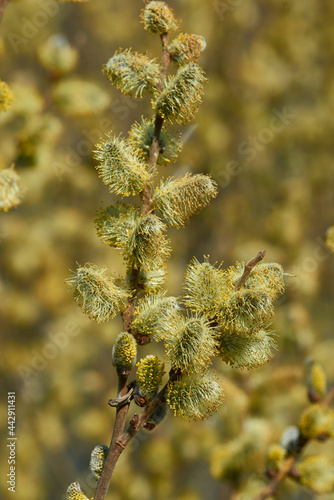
top-left (1, 1), bottom-right (334, 499)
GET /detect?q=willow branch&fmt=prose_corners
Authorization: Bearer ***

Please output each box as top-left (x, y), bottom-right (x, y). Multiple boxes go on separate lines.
top-left (93, 32), bottom-right (172, 500)
top-left (0, 0), bottom-right (9, 24)
top-left (235, 249), bottom-right (266, 290)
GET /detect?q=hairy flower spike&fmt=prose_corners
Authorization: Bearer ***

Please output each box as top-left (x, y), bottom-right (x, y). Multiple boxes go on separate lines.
top-left (104, 49), bottom-right (160, 97)
top-left (153, 63), bottom-right (206, 125)
top-left (95, 135), bottom-right (150, 196)
top-left (218, 329), bottom-right (276, 369)
top-left (296, 456), bottom-right (334, 494)
top-left (112, 332), bottom-right (137, 375)
top-left (95, 204), bottom-right (140, 249)
top-left (183, 258), bottom-right (228, 317)
top-left (299, 404), bottom-right (334, 439)
top-left (169, 33), bottom-right (207, 66)
top-left (0, 80), bottom-right (14, 112)
top-left (136, 355), bottom-right (165, 402)
top-left (305, 358), bottom-right (327, 403)
top-left (164, 316), bottom-right (218, 373)
top-left (0, 166), bottom-right (25, 212)
top-left (152, 174), bottom-right (218, 227)
top-left (141, 1), bottom-right (178, 34)
top-left (89, 445), bottom-right (109, 480)
top-left (66, 264), bottom-right (129, 323)
top-left (132, 292), bottom-right (180, 341)
top-left (128, 116), bottom-right (182, 166)
top-left (137, 265), bottom-right (168, 293)
top-left (167, 371), bottom-right (224, 421)
top-left (66, 482), bottom-right (89, 500)
top-left (127, 214), bottom-right (171, 271)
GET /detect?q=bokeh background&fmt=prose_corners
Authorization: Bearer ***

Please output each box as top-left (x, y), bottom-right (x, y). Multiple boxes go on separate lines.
top-left (1, 0), bottom-right (334, 499)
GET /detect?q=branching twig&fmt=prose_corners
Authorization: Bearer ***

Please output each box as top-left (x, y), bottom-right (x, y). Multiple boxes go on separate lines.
top-left (235, 249), bottom-right (266, 290)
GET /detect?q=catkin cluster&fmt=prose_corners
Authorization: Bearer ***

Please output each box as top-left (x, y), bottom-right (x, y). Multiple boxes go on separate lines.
top-left (64, 2), bottom-right (289, 498)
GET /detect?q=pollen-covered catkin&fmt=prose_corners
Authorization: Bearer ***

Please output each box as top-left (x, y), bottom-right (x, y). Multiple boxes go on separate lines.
top-left (152, 174), bottom-right (218, 227)
top-left (66, 482), bottom-right (89, 500)
top-left (104, 49), bottom-right (160, 97)
top-left (95, 135), bottom-right (150, 196)
top-left (66, 264), bottom-right (130, 323)
top-left (141, 1), bottom-right (178, 34)
top-left (166, 371), bottom-right (224, 421)
top-left (169, 33), bottom-right (206, 66)
top-left (89, 445), bottom-right (109, 480)
top-left (153, 63), bottom-right (206, 125)
top-left (136, 355), bottom-right (165, 402)
top-left (112, 332), bottom-right (137, 375)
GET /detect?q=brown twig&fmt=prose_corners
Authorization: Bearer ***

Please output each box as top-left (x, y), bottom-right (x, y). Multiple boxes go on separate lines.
top-left (0, 0), bottom-right (9, 25)
top-left (235, 249), bottom-right (266, 290)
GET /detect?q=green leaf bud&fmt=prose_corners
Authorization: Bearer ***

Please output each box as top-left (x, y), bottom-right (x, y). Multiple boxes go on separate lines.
top-left (104, 49), bottom-right (160, 97)
top-left (183, 258), bottom-right (228, 318)
top-left (218, 328), bottom-right (276, 369)
top-left (299, 404), bottom-right (334, 439)
top-left (141, 1), bottom-right (178, 34)
top-left (296, 456), bottom-right (334, 494)
top-left (37, 34), bottom-right (78, 75)
top-left (66, 264), bottom-right (130, 323)
top-left (169, 33), bottom-right (206, 66)
top-left (95, 134), bottom-right (150, 197)
top-left (164, 316), bottom-right (218, 373)
top-left (144, 402), bottom-right (168, 430)
top-left (95, 204), bottom-right (140, 249)
top-left (112, 332), bottom-right (137, 375)
top-left (127, 214), bottom-right (171, 271)
top-left (152, 174), bottom-right (218, 227)
top-left (266, 444), bottom-right (286, 473)
top-left (136, 355), bottom-right (165, 402)
top-left (0, 166), bottom-right (25, 212)
top-left (166, 371), bottom-right (224, 421)
top-left (132, 292), bottom-right (180, 341)
top-left (52, 78), bottom-right (110, 117)
top-left (89, 444), bottom-right (108, 480)
top-left (305, 358), bottom-right (327, 402)
top-left (66, 482), bottom-right (89, 500)
top-left (153, 63), bottom-right (206, 125)
top-left (0, 80), bottom-right (14, 113)
top-left (128, 116), bottom-right (182, 166)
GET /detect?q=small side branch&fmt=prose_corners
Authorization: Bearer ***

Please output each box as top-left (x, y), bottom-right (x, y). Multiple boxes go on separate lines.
top-left (235, 249), bottom-right (266, 290)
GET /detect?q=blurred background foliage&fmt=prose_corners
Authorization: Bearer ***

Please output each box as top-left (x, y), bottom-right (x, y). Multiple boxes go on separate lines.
top-left (1, 0), bottom-right (334, 499)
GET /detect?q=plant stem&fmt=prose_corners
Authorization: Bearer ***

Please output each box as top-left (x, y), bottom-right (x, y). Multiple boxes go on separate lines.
top-left (235, 249), bottom-right (266, 290)
top-left (93, 375), bottom-right (129, 500)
